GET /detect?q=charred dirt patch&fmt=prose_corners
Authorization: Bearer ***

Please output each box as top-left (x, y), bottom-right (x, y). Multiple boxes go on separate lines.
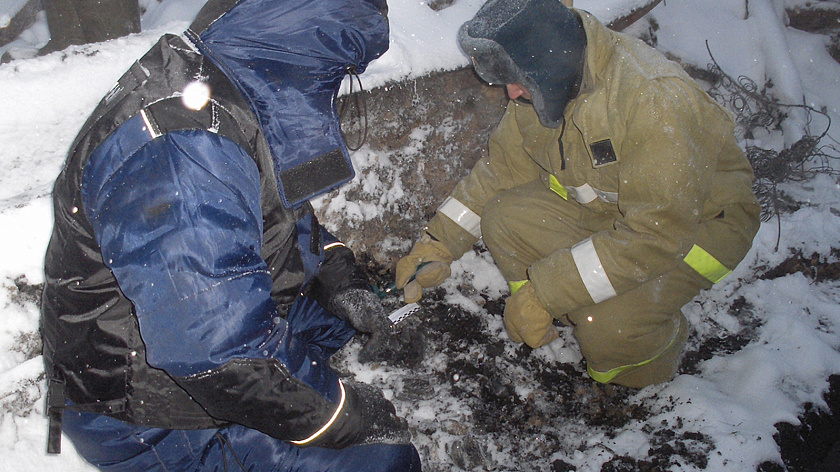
top-left (758, 375), bottom-right (840, 472)
top-left (5, 276), bottom-right (44, 360)
top-left (408, 288), bottom-right (728, 471)
top-left (352, 260), bottom-right (737, 471)
top-left (679, 295), bottom-right (761, 376)
top-left (416, 292), bottom-right (658, 469)
top-left (7, 275), bottom-right (43, 307)
top-left (599, 428), bottom-right (714, 472)
top-left (760, 248), bottom-right (840, 283)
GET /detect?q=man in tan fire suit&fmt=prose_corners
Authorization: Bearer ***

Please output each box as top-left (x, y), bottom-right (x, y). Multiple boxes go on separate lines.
top-left (396, 0), bottom-right (760, 388)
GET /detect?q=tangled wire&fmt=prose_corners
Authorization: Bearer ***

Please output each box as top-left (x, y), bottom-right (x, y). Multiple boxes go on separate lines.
top-left (703, 42), bottom-right (840, 239)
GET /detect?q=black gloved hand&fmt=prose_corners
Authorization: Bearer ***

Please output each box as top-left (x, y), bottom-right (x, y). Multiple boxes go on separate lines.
top-left (309, 381), bottom-right (412, 449)
top-left (328, 288), bottom-right (393, 335)
top-left (329, 288), bottom-right (426, 365)
top-left (329, 287), bottom-right (395, 362)
top-left (329, 287), bottom-right (392, 334)
top-left (358, 322), bottom-right (426, 366)
top-left (345, 381), bottom-right (411, 446)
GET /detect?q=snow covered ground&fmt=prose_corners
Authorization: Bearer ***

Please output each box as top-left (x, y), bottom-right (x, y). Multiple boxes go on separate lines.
top-left (0, 0), bottom-right (838, 471)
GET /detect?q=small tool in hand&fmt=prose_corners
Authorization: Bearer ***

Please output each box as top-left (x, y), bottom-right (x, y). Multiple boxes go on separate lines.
top-left (378, 262), bottom-right (430, 326)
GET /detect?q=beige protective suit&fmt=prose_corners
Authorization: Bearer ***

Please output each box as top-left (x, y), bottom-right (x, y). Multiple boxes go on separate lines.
top-left (423, 11), bottom-right (760, 387)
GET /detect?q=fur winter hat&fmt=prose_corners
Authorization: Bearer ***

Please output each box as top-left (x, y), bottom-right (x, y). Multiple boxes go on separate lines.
top-left (458, 0), bottom-right (586, 128)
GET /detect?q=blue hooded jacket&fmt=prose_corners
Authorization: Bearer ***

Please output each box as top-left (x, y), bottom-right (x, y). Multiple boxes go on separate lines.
top-left (42, 0), bottom-right (391, 452)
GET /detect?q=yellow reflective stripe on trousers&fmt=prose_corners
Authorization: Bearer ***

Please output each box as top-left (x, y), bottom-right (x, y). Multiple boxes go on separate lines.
top-left (683, 244), bottom-right (732, 284)
top-left (587, 328), bottom-right (680, 384)
top-left (548, 175), bottom-right (569, 200)
top-left (508, 280), bottom-right (528, 294)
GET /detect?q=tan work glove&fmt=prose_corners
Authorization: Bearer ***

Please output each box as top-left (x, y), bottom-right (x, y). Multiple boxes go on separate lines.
top-left (395, 233), bottom-right (454, 303)
top-left (504, 281), bottom-right (558, 348)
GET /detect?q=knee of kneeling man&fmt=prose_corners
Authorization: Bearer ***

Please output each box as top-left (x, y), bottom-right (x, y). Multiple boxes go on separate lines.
top-left (480, 195), bottom-right (526, 237)
top-left (581, 318), bottom-right (689, 388)
top-left (479, 204), bottom-right (507, 241)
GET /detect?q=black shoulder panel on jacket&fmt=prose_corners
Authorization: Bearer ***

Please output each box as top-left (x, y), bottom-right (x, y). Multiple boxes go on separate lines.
top-left (189, 0), bottom-right (243, 35)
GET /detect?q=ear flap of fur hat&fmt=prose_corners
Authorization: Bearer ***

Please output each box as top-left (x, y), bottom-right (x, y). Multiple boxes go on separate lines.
top-left (458, 0), bottom-right (586, 128)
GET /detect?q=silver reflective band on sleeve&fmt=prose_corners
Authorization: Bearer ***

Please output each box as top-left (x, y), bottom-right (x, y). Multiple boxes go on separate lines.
top-left (571, 238), bottom-right (617, 303)
top-left (289, 380), bottom-right (346, 445)
top-left (437, 197), bottom-right (482, 239)
top-left (568, 184), bottom-right (598, 204)
top-left (594, 188), bottom-right (619, 204)
top-left (139, 109), bottom-right (161, 139)
top-left (567, 183), bottom-right (618, 205)
top-left (323, 242), bottom-right (346, 251)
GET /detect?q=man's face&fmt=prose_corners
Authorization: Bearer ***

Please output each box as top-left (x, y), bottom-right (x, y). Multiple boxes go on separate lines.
top-left (505, 83), bottom-right (532, 101)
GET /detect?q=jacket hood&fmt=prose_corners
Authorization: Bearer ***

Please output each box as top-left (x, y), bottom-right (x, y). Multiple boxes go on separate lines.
top-left (187, 0), bottom-right (389, 207)
top-left (458, 0), bottom-right (585, 128)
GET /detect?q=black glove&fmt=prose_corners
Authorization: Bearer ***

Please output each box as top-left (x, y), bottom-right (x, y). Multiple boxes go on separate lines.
top-left (329, 288), bottom-right (425, 365)
top-left (346, 381), bottom-right (411, 446)
top-left (358, 322), bottom-right (426, 366)
top-left (307, 381), bottom-right (411, 448)
top-left (329, 288), bottom-right (392, 334)
top-left (329, 288), bottom-right (395, 362)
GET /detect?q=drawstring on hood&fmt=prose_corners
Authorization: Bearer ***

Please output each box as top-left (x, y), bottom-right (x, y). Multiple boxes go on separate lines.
top-left (458, 0), bottom-right (586, 128)
top-left (338, 66), bottom-right (369, 152)
top-left (186, 0), bottom-right (389, 207)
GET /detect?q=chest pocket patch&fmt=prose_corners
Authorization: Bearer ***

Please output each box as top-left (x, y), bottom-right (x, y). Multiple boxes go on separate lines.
top-left (590, 139), bottom-right (618, 167)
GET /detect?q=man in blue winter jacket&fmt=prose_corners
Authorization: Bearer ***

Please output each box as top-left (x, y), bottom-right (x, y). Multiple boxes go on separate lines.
top-left (39, 0), bottom-right (422, 470)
